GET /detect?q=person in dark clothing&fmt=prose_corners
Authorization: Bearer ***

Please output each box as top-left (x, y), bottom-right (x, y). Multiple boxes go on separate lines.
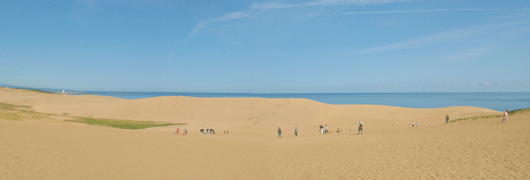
top-left (294, 127), bottom-right (298, 136)
top-left (278, 127), bottom-right (282, 139)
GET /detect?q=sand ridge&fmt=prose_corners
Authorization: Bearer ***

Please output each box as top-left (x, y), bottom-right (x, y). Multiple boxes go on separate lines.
top-left (1, 87), bottom-right (528, 179)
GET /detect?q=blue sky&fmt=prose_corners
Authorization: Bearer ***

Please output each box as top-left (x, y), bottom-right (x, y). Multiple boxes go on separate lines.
top-left (1, 0), bottom-right (529, 93)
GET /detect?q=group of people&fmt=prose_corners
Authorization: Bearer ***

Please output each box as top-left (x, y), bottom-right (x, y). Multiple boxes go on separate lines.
top-left (277, 120), bottom-right (364, 139)
top-left (173, 128), bottom-right (188, 135)
top-left (277, 127), bottom-right (298, 139)
top-left (409, 122), bottom-right (418, 127)
top-left (319, 125), bottom-right (330, 134)
top-left (200, 129), bottom-right (215, 135)
top-left (173, 128), bottom-right (234, 136)
top-left (176, 109), bottom-right (512, 139)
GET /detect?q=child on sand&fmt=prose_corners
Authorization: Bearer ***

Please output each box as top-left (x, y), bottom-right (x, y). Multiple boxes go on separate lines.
top-left (358, 120), bottom-right (363, 135)
top-left (278, 127), bottom-right (282, 139)
top-left (446, 115), bottom-right (449, 123)
top-left (502, 109), bottom-right (509, 124)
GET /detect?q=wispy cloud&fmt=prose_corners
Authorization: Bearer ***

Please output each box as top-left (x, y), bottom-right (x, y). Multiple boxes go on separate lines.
top-left (252, 0), bottom-right (416, 10)
top-left (352, 26), bottom-right (486, 54)
top-left (189, 12), bottom-right (248, 38)
top-left (301, 8), bottom-right (530, 17)
top-left (189, 0), bottom-right (530, 38)
top-left (189, 0), bottom-right (414, 38)
top-left (444, 47), bottom-right (496, 62)
top-left (352, 19), bottom-right (529, 54)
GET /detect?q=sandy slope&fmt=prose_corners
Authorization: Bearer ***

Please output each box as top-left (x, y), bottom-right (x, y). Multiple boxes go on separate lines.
top-left (1, 87), bottom-right (528, 179)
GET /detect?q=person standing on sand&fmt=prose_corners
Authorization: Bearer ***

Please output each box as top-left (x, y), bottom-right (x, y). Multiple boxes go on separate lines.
top-left (294, 127), bottom-right (298, 136)
top-left (358, 120), bottom-right (363, 135)
top-left (177, 128), bottom-right (180, 135)
top-left (502, 109), bottom-right (509, 124)
top-left (278, 127), bottom-right (282, 139)
top-left (446, 115), bottom-right (449, 123)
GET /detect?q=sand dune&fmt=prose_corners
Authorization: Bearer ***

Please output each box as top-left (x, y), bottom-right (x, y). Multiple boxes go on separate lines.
top-left (1, 87), bottom-right (528, 179)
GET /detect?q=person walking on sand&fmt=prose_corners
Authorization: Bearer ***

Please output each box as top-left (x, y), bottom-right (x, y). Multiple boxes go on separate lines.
top-left (294, 127), bottom-right (298, 136)
top-left (176, 128), bottom-right (180, 135)
top-left (278, 127), bottom-right (282, 139)
top-left (502, 109), bottom-right (509, 124)
top-left (446, 115), bottom-right (449, 123)
top-left (358, 120), bottom-right (363, 135)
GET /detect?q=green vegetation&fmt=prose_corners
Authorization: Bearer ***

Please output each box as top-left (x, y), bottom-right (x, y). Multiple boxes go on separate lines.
top-left (0, 102), bottom-right (19, 110)
top-left (0, 102), bottom-right (182, 129)
top-left (508, 108), bottom-right (530, 115)
top-left (19, 88), bottom-right (55, 94)
top-left (451, 108), bottom-right (530, 123)
top-left (65, 117), bottom-right (184, 129)
top-left (19, 110), bottom-right (48, 119)
top-left (0, 111), bottom-right (23, 121)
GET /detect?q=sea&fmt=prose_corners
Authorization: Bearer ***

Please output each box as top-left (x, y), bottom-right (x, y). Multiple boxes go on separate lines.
top-left (60, 91), bottom-right (530, 112)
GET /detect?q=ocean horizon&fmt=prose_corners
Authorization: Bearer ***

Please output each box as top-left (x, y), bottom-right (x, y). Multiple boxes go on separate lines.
top-left (50, 90), bottom-right (530, 112)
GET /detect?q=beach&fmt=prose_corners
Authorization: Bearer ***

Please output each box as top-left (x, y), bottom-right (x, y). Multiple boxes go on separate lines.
top-left (1, 87), bottom-right (529, 179)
